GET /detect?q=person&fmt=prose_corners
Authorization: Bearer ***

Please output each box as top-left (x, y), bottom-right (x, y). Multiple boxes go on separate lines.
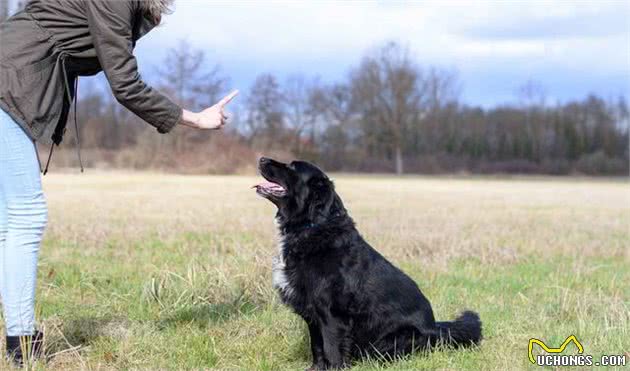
top-left (0, 0), bottom-right (238, 365)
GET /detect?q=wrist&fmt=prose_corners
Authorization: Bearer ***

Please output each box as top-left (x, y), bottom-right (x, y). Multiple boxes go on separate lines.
top-left (179, 109), bottom-right (200, 128)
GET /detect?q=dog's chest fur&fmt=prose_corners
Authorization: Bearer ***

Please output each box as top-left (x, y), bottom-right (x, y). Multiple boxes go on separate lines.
top-left (271, 223), bottom-right (320, 308)
top-left (271, 235), bottom-right (294, 300)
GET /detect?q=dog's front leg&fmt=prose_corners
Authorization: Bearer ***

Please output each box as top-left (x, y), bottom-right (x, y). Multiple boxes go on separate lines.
top-left (306, 320), bottom-right (326, 370)
top-left (320, 319), bottom-right (352, 369)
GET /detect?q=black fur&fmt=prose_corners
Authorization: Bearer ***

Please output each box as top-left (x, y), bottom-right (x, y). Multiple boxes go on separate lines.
top-left (255, 157), bottom-right (482, 370)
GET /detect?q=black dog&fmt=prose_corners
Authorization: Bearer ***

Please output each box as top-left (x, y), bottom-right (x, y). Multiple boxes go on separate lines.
top-left (255, 157), bottom-right (482, 370)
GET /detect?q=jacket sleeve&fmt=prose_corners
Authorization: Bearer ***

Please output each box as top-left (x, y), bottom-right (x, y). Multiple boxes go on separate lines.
top-left (85, 0), bottom-right (182, 133)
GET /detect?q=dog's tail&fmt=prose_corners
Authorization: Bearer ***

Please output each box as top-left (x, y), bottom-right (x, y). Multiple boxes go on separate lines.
top-left (428, 310), bottom-right (482, 348)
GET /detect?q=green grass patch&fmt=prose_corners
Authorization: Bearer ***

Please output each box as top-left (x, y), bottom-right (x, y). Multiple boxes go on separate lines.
top-left (10, 233), bottom-right (626, 370)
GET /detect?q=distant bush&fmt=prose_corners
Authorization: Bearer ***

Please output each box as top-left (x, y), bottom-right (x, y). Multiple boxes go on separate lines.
top-left (575, 151), bottom-right (628, 175)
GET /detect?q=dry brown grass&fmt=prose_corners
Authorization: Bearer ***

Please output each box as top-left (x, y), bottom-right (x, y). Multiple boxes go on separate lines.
top-left (43, 171), bottom-right (629, 266)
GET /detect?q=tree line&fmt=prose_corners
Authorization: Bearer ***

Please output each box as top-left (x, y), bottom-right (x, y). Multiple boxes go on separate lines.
top-left (63, 40), bottom-right (628, 175)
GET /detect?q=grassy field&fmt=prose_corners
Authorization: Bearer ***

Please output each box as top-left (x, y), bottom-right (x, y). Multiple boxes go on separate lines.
top-left (3, 172), bottom-right (628, 370)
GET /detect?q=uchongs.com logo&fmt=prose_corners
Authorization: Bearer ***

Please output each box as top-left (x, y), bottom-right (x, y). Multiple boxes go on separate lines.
top-left (528, 335), bottom-right (627, 367)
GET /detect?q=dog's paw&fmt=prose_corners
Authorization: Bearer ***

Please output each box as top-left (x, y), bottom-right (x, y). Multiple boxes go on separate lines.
top-left (305, 365), bottom-right (320, 371)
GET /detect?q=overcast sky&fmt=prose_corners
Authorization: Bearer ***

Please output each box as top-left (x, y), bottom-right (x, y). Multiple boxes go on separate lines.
top-left (131, 0), bottom-right (628, 107)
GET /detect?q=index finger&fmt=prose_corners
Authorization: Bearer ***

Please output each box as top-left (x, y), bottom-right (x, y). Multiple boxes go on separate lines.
top-left (218, 90), bottom-right (239, 107)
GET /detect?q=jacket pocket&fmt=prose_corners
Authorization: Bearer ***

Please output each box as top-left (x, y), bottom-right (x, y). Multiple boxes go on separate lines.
top-left (15, 54), bottom-right (64, 138)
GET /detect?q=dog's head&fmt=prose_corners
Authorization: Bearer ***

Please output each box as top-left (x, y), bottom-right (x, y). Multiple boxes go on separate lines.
top-left (254, 157), bottom-right (346, 226)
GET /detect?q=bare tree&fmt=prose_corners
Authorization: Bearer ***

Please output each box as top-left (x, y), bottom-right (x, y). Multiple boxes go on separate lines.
top-left (283, 74), bottom-right (321, 155)
top-left (515, 80), bottom-right (548, 161)
top-left (318, 83), bottom-right (354, 126)
top-left (416, 67), bottom-right (460, 154)
top-left (614, 96), bottom-right (629, 131)
top-left (155, 39), bottom-right (226, 152)
top-left (423, 67), bottom-right (460, 111)
top-left (516, 79), bottom-right (547, 108)
top-left (193, 65), bottom-right (228, 111)
top-left (316, 82), bottom-right (357, 170)
top-left (351, 41), bottom-right (422, 174)
top-left (245, 73), bottom-right (286, 149)
top-left (157, 40), bottom-right (204, 107)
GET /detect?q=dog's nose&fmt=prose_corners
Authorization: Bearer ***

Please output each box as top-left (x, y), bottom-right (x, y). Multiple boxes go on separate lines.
top-left (259, 157), bottom-right (270, 165)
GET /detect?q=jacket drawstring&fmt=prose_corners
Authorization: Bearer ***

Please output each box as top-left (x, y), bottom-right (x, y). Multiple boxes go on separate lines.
top-left (43, 52), bottom-right (83, 174)
top-left (72, 77), bottom-right (84, 172)
top-left (42, 145), bottom-right (55, 175)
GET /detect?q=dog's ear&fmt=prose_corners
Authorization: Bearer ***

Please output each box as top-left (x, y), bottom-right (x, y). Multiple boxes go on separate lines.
top-left (307, 179), bottom-right (336, 222)
top-left (330, 193), bottom-right (346, 215)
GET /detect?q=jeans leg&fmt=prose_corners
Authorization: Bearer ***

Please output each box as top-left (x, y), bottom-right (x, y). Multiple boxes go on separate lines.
top-left (0, 151), bottom-right (6, 327)
top-left (0, 110), bottom-right (47, 336)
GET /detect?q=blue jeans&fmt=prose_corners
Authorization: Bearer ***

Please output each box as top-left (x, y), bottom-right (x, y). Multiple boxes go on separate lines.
top-left (0, 109), bottom-right (47, 336)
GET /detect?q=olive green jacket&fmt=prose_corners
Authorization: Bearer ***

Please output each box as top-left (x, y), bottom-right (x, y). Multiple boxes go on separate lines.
top-left (0, 0), bottom-right (182, 145)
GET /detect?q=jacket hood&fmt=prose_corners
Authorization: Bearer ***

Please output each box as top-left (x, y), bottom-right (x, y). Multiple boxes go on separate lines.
top-left (139, 0), bottom-right (175, 22)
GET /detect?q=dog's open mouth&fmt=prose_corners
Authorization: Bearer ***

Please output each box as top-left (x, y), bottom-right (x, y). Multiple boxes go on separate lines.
top-left (254, 181), bottom-right (286, 197)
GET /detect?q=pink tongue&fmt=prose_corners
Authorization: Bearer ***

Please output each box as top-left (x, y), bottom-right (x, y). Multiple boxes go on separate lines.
top-left (255, 181), bottom-right (284, 190)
